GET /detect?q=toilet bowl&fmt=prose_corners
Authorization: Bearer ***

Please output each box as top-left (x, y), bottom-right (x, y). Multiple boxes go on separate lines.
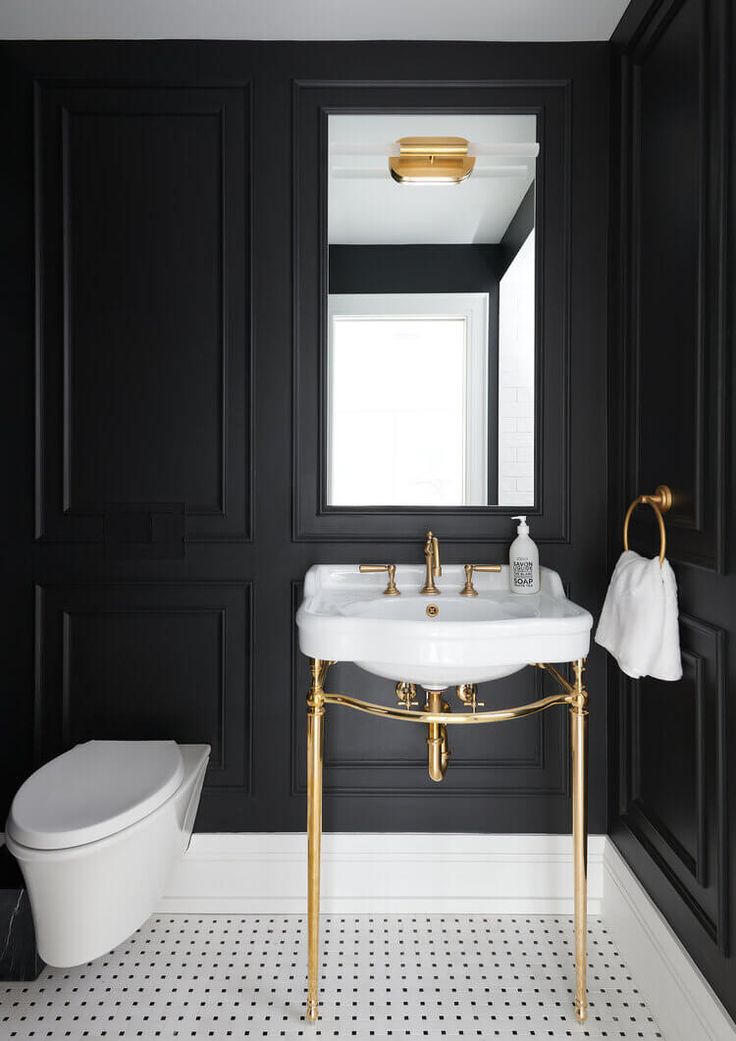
top-left (5, 740), bottom-right (210, 967)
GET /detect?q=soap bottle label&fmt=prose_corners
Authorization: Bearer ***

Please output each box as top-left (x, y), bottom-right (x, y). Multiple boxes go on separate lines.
top-left (512, 558), bottom-right (535, 589)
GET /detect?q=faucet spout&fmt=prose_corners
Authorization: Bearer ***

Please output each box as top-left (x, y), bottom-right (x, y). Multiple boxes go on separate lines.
top-left (420, 530), bottom-right (441, 595)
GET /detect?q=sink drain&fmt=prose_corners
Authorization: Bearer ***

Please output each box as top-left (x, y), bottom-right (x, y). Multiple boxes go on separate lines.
top-left (426, 603), bottom-right (440, 618)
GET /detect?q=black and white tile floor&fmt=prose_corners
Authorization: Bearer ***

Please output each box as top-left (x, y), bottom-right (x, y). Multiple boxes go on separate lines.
top-left (0, 915), bottom-right (665, 1040)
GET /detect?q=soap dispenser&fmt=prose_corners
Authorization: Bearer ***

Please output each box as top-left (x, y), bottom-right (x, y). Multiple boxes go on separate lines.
top-left (509, 515), bottom-right (540, 594)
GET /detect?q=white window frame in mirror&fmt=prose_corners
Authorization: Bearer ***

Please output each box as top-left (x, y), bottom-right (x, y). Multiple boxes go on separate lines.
top-left (327, 292), bottom-right (489, 507)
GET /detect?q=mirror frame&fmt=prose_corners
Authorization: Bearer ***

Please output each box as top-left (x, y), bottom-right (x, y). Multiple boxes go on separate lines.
top-left (293, 80), bottom-right (571, 544)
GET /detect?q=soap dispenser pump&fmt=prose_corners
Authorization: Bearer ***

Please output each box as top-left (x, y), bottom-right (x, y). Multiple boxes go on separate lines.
top-left (509, 515), bottom-right (540, 594)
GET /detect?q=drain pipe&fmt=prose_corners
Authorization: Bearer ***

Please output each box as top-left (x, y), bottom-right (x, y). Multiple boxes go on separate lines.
top-left (426, 690), bottom-right (450, 781)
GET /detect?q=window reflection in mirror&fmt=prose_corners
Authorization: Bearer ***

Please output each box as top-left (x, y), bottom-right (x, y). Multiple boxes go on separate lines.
top-left (326, 113), bottom-right (538, 508)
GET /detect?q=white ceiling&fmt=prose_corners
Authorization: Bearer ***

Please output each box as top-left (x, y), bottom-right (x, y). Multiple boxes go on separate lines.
top-left (329, 114), bottom-right (537, 246)
top-left (0, 0), bottom-right (630, 41)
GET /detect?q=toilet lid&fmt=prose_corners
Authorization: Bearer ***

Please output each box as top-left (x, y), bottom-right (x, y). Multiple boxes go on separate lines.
top-left (7, 741), bottom-right (185, 850)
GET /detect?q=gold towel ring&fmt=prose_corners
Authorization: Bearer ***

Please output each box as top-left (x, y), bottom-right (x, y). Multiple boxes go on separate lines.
top-left (623, 485), bottom-right (673, 565)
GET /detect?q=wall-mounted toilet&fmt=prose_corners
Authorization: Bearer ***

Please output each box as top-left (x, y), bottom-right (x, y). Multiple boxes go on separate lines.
top-left (5, 740), bottom-right (210, 967)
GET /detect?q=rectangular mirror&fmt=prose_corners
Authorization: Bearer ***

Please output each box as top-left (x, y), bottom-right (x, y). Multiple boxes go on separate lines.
top-left (326, 113), bottom-right (539, 508)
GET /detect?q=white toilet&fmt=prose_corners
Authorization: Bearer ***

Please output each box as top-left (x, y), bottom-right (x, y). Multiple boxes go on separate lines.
top-left (5, 740), bottom-right (210, 967)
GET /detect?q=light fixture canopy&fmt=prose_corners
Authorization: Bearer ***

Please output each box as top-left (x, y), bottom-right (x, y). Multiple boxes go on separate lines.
top-left (389, 136), bottom-right (475, 184)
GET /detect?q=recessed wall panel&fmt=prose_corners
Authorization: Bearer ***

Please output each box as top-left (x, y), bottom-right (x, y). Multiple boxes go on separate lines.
top-left (35, 582), bottom-right (253, 817)
top-left (620, 613), bottom-right (727, 949)
top-left (64, 108), bottom-right (224, 514)
top-left (35, 85), bottom-right (251, 542)
top-left (624, 0), bottom-right (727, 569)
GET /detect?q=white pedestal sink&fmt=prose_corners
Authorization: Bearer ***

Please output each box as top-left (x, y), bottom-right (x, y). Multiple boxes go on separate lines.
top-left (297, 563), bottom-right (592, 688)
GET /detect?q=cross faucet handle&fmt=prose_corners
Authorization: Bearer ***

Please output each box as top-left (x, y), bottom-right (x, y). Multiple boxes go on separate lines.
top-left (395, 681), bottom-right (418, 709)
top-left (359, 563), bottom-right (400, 596)
top-left (456, 683), bottom-right (485, 712)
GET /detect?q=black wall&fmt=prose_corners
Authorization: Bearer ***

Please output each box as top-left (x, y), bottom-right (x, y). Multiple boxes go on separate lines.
top-left (328, 243), bottom-right (506, 294)
top-left (609, 0), bottom-right (736, 1016)
top-left (0, 41), bottom-right (609, 849)
top-left (500, 183), bottom-right (536, 273)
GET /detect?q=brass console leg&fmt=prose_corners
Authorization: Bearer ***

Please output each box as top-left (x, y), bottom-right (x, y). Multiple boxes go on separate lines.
top-left (571, 658), bottom-right (589, 1023)
top-left (306, 659), bottom-right (328, 1023)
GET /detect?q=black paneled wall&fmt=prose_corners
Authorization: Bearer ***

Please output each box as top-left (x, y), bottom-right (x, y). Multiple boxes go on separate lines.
top-left (609, 0), bottom-right (736, 1016)
top-left (1, 41), bottom-right (609, 842)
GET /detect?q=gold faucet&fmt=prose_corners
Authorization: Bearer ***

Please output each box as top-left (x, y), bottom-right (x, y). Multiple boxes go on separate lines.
top-left (420, 530), bottom-right (442, 595)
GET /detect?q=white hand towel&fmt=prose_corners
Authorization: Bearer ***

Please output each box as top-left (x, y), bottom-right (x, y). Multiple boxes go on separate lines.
top-left (595, 550), bottom-right (682, 681)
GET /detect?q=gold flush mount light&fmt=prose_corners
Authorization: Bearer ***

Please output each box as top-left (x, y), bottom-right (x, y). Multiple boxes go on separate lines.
top-left (389, 136), bottom-right (475, 184)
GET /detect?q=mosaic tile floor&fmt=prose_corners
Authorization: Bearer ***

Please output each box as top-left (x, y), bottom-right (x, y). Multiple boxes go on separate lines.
top-left (0, 914), bottom-right (665, 1040)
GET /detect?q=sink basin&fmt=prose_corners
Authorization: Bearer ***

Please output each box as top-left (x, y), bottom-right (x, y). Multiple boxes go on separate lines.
top-left (297, 564), bottom-right (593, 689)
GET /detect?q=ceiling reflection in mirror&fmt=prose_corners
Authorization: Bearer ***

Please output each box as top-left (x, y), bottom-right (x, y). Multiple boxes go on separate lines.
top-left (326, 113), bottom-right (538, 508)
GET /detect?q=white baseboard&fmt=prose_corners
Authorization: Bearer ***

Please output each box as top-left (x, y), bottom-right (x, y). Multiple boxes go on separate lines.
top-left (603, 841), bottom-right (736, 1041)
top-left (161, 832), bottom-right (605, 914)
